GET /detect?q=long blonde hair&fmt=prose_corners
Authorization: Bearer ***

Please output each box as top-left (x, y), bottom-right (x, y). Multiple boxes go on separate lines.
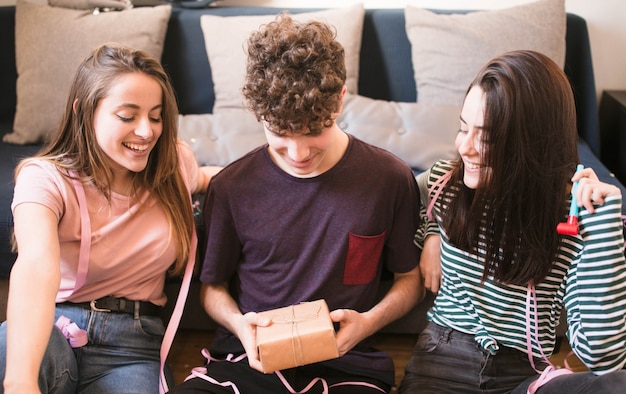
top-left (15, 43), bottom-right (193, 275)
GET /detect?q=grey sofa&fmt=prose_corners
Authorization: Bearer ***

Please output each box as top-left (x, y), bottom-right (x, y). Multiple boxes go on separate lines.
top-left (0, 5), bottom-right (624, 334)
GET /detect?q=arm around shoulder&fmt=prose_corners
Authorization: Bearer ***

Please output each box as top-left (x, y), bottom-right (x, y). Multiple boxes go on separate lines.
top-left (195, 165), bottom-right (223, 194)
top-left (176, 138), bottom-right (223, 194)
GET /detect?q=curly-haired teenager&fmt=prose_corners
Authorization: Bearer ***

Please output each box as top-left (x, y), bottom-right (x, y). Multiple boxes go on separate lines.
top-left (0, 43), bottom-right (220, 394)
top-left (170, 14), bottom-right (424, 394)
top-left (399, 50), bottom-right (626, 394)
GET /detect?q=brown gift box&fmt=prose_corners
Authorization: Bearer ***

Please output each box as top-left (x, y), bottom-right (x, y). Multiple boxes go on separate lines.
top-left (256, 299), bottom-right (339, 374)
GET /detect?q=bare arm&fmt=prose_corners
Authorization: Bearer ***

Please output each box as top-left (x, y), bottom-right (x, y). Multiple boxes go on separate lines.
top-left (4, 203), bottom-right (61, 394)
top-left (200, 283), bottom-right (270, 372)
top-left (177, 138), bottom-right (222, 195)
top-left (420, 235), bottom-right (442, 294)
top-left (194, 165), bottom-right (222, 195)
top-left (331, 264), bottom-right (424, 356)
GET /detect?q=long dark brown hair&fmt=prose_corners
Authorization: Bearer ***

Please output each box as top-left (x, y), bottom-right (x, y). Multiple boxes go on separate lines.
top-left (441, 50), bottom-right (579, 285)
top-left (15, 43), bottom-right (193, 275)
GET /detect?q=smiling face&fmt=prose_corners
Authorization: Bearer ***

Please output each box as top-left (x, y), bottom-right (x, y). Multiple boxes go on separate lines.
top-left (457, 85), bottom-right (488, 190)
top-left (263, 122), bottom-right (348, 178)
top-left (92, 72), bottom-right (163, 191)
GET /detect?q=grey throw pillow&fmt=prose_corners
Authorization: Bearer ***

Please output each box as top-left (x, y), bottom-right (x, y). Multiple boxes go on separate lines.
top-left (5, 0), bottom-right (171, 145)
top-left (405, 0), bottom-right (566, 106)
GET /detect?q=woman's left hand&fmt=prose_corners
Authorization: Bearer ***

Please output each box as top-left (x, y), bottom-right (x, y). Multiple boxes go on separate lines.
top-left (572, 167), bottom-right (621, 213)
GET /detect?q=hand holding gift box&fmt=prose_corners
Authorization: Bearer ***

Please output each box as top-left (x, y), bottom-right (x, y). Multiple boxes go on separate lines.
top-left (256, 299), bottom-right (339, 373)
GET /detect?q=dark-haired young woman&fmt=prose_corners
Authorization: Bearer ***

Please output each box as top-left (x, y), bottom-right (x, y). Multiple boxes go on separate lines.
top-left (400, 50), bottom-right (626, 394)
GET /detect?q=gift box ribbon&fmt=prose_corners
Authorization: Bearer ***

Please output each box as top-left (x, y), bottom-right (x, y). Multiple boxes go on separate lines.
top-left (270, 303), bottom-right (321, 367)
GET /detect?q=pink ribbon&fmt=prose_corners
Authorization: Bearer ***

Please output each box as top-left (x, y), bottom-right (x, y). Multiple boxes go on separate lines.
top-left (185, 348), bottom-right (387, 394)
top-left (55, 315), bottom-right (88, 348)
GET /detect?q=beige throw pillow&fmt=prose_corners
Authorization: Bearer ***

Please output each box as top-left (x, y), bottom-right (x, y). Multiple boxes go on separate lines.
top-left (177, 110), bottom-right (266, 167)
top-left (199, 4), bottom-right (365, 113)
top-left (405, 0), bottom-right (566, 107)
top-left (338, 93), bottom-right (460, 171)
top-left (5, 0), bottom-right (172, 145)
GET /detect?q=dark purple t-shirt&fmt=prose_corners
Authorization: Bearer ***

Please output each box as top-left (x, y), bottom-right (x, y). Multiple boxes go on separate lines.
top-left (200, 135), bottom-right (420, 383)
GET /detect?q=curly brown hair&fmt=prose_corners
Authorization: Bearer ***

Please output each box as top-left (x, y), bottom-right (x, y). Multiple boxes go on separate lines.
top-left (242, 13), bottom-right (346, 136)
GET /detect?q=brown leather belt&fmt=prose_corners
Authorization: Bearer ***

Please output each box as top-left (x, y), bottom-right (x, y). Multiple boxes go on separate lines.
top-left (65, 296), bottom-right (161, 317)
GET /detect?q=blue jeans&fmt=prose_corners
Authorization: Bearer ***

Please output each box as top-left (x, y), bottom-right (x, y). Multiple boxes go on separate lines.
top-left (0, 303), bottom-right (167, 393)
top-left (398, 322), bottom-right (626, 394)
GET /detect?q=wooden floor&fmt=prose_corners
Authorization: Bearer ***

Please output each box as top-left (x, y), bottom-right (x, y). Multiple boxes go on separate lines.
top-left (168, 329), bottom-right (586, 392)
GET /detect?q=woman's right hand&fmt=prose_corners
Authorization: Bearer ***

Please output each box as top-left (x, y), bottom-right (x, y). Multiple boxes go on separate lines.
top-left (421, 235), bottom-right (442, 294)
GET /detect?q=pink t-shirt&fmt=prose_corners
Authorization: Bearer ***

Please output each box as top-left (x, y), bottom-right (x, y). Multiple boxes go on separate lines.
top-left (11, 140), bottom-right (199, 306)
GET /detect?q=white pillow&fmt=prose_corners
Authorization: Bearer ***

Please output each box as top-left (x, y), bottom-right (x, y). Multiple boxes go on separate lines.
top-left (5, 0), bottom-right (172, 145)
top-left (405, 0), bottom-right (566, 107)
top-left (177, 110), bottom-right (265, 167)
top-left (337, 93), bottom-right (460, 171)
top-left (178, 93), bottom-right (461, 171)
top-left (200, 4), bottom-right (365, 113)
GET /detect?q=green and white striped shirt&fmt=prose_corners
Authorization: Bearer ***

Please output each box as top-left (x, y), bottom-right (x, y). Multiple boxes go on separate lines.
top-left (416, 160), bottom-right (626, 374)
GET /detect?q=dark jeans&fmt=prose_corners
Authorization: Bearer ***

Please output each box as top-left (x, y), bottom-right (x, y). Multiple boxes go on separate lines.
top-left (0, 304), bottom-right (166, 394)
top-left (168, 352), bottom-right (390, 394)
top-left (398, 322), bottom-right (626, 394)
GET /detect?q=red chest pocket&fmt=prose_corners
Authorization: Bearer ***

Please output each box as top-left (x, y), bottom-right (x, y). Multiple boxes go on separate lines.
top-left (343, 231), bottom-right (385, 285)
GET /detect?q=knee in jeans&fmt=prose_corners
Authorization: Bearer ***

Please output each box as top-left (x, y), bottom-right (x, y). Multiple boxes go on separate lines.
top-left (40, 327), bottom-right (79, 391)
top-left (595, 369), bottom-right (626, 391)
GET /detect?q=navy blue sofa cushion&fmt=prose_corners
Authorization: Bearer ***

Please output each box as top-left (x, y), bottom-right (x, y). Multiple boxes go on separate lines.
top-left (0, 7), bottom-right (16, 124)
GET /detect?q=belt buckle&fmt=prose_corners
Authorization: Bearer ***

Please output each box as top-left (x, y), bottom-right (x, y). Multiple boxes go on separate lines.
top-left (90, 299), bottom-right (111, 313)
